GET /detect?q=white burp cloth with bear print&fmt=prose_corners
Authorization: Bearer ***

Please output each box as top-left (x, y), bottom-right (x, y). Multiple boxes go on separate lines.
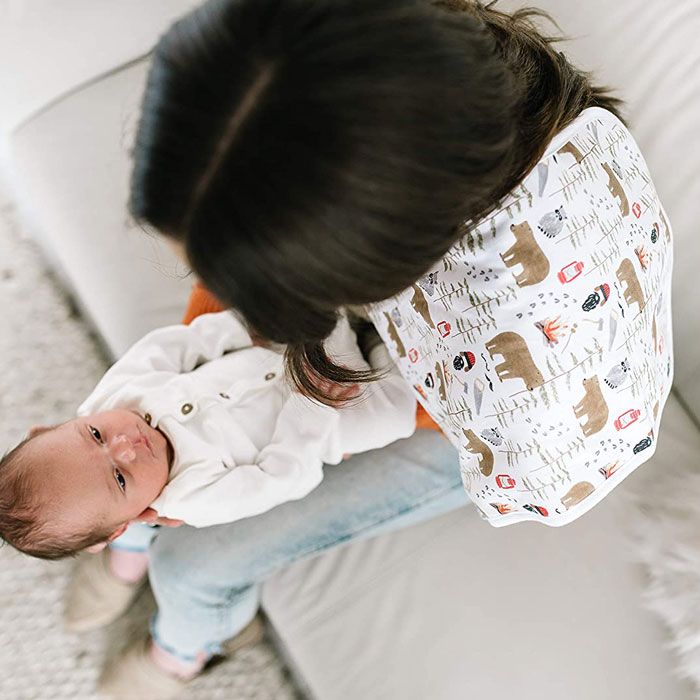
top-left (369, 106), bottom-right (674, 527)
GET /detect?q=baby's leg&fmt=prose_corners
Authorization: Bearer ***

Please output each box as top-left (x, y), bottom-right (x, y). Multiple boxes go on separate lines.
top-left (109, 523), bottom-right (158, 582)
top-left (64, 523), bottom-right (158, 634)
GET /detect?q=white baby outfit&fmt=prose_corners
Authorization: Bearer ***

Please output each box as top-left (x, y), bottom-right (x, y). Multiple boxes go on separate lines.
top-left (78, 312), bottom-right (416, 527)
top-left (368, 107), bottom-right (674, 527)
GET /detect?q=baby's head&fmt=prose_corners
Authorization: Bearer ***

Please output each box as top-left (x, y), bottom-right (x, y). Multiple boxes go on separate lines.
top-left (0, 409), bottom-right (172, 559)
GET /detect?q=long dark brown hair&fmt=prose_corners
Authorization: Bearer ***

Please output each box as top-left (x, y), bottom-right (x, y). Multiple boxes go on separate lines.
top-left (130, 0), bottom-right (623, 404)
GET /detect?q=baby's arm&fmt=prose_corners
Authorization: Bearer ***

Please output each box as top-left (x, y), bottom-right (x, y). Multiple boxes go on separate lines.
top-left (114, 311), bottom-right (252, 374)
top-left (325, 317), bottom-right (417, 456)
top-left (79, 311), bottom-right (252, 414)
top-left (149, 392), bottom-right (339, 527)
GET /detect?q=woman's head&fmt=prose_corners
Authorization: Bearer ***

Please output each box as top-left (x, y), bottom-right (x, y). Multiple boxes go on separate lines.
top-left (131, 0), bottom-right (622, 401)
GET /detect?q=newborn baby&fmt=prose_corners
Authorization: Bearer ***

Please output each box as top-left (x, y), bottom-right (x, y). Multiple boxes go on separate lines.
top-left (0, 312), bottom-right (416, 559)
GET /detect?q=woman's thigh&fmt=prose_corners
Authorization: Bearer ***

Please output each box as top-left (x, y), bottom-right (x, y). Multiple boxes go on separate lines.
top-left (149, 429), bottom-right (467, 590)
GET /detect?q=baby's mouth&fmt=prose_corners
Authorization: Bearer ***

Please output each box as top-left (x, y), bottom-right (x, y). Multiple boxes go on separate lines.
top-left (137, 427), bottom-right (155, 458)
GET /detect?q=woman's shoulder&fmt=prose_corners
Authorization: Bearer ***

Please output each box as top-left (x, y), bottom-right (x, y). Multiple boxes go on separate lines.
top-left (496, 106), bottom-right (635, 213)
top-left (542, 106), bottom-right (626, 160)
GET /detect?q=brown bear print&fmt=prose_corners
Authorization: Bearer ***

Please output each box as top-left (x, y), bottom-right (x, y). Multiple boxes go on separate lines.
top-left (573, 376), bottom-right (609, 437)
top-left (557, 141), bottom-right (585, 165)
top-left (463, 429), bottom-right (494, 477)
top-left (602, 162), bottom-right (630, 217)
top-left (383, 312), bottom-right (406, 358)
top-left (485, 331), bottom-right (545, 391)
top-left (616, 258), bottom-right (644, 313)
top-left (435, 361), bottom-right (447, 402)
top-left (410, 284), bottom-right (435, 329)
top-left (561, 481), bottom-right (595, 510)
top-left (500, 222), bottom-right (551, 287)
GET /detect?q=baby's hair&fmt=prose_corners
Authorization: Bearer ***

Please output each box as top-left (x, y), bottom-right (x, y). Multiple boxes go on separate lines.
top-left (0, 436), bottom-right (113, 560)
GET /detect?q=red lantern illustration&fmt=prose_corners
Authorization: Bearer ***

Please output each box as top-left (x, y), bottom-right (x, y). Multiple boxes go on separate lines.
top-left (495, 474), bottom-right (516, 489)
top-left (614, 408), bottom-right (641, 430)
top-left (437, 320), bottom-right (451, 338)
top-left (557, 261), bottom-right (584, 283)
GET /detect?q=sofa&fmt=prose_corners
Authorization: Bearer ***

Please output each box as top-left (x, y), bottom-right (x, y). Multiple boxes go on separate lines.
top-left (3, 1), bottom-right (699, 697)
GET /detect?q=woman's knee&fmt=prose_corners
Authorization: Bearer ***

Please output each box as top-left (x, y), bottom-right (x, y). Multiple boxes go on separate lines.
top-left (148, 527), bottom-right (218, 601)
top-left (148, 525), bottom-right (252, 602)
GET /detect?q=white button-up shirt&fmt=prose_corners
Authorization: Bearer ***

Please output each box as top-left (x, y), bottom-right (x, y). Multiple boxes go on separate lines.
top-left (78, 312), bottom-right (416, 527)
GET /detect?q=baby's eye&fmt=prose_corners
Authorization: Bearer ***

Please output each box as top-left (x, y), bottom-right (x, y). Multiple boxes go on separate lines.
top-left (114, 469), bottom-right (126, 493)
top-left (89, 426), bottom-right (103, 443)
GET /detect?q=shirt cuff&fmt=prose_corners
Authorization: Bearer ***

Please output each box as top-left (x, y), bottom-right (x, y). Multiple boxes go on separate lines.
top-left (368, 343), bottom-right (392, 370)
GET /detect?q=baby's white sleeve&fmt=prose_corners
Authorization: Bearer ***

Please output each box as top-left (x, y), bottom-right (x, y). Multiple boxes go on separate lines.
top-left (150, 393), bottom-right (339, 527)
top-left (78, 311), bottom-right (252, 415)
top-left (325, 318), bottom-right (417, 456)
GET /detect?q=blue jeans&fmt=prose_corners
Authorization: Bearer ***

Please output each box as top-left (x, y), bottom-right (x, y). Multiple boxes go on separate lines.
top-left (112, 429), bottom-right (467, 661)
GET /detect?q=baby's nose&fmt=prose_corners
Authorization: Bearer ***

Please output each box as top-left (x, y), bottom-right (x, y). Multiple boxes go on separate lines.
top-left (108, 434), bottom-right (136, 464)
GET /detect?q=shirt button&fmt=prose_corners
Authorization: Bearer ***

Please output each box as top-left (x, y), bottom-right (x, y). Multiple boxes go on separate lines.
top-left (265, 372), bottom-right (276, 381)
top-left (144, 413), bottom-right (152, 425)
top-left (181, 403), bottom-right (194, 415)
top-left (219, 392), bottom-right (230, 399)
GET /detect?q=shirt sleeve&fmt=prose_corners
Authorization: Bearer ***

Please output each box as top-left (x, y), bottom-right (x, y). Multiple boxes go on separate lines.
top-left (324, 316), bottom-right (417, 456)
top-left (78, 311), bottom-right (252, 415)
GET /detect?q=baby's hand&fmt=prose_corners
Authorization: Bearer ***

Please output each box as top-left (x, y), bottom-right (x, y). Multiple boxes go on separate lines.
top-left (313, 377), bottom-right (360, 402)
top-left (139, 507), bottom-right (184, 528)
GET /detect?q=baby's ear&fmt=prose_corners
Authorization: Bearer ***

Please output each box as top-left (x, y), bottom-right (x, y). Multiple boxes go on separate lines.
top-left (85, 541), bottom-right (109, 554)
top-left (83, 523), bottom-right (129, 554)
top-left (107, 523), bottom-right (130, 542)
top-left (27, 425), bottom-right (54, 438)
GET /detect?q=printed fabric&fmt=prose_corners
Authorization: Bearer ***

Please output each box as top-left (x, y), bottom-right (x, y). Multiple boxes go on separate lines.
top-left (368, 107), bottom-right (674, 527)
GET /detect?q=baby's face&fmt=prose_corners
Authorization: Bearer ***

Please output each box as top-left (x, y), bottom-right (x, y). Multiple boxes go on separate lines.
top-left (25, 409), bottom-right (172, 537)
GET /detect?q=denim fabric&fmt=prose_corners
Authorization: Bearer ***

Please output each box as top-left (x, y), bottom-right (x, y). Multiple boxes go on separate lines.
top-left (109, 522), bottom-right (159, 552)
top-left (113, 429), bottom-right (467, 660)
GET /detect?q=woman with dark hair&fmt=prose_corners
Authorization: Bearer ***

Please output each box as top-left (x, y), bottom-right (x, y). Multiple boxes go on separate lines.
top-left (64, 1), bottom-right (672, 696)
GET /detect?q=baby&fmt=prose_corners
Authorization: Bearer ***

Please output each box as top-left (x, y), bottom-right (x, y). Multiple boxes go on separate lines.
top-left (0, 311), bottom-right (416, 559)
